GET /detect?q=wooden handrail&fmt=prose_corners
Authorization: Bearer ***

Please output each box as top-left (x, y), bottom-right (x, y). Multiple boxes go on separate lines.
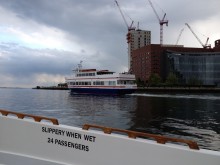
top-left (0, 109), bottom-right (59, 125)
top-left (82, 124), bottom-right (199, 150)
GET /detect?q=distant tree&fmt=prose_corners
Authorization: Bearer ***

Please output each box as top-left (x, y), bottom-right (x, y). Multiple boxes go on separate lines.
top-left (188, 77), bottom-right (202, 86)
top-left (165, 73), bottom-right (178, 86)
top-left (136, 78), bottom-right (145, 87)
top-left (148, 73), bottom-right (162, 86)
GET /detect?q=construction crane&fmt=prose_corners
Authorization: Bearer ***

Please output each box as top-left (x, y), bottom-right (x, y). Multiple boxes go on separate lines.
top-left (115, 0), bottom-right (135, 31)
top-left (148, 0), bottom-right (168, 45)
top-left (175, 28), bottom-right (184, 45)
top-left (185, 23), bottom-right (211, 49)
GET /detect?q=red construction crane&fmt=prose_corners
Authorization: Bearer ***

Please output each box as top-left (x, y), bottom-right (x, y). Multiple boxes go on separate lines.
top-left (148, 0), bottom-right (168, 45)
top-left (115, 0), bottom-right (135, 31)
top-left (185, 23), bottom-right (211, 49)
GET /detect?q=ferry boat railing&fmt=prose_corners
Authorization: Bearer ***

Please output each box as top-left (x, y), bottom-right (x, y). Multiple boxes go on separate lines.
top-left (0, 109), bottom-right (59, 125)
top-left (82, 124), bottom-right (199, 150)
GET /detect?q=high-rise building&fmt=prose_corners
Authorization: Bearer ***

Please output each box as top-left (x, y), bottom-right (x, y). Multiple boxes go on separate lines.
top-left (127, 29), bottom-right (151, 72)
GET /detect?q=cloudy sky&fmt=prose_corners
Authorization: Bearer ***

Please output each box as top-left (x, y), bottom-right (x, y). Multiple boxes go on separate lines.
top-left (0, 0), bottom-right (219, 87)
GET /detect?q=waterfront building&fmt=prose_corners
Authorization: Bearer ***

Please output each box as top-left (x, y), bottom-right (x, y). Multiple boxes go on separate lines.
top-left (127, 29), bottom-right (151, 73)
top-left (166, 50), bottom-right (220, 86)
top-left (132, 39), bottom-right (220, 86)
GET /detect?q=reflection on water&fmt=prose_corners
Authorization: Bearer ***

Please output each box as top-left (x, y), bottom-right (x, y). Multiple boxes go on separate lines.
top-left (0, 88), bottom-right (219, 151)
top-left (131, 94), bottom-right (220, 150)
top-left (63, 94), bottom-right (137, 129)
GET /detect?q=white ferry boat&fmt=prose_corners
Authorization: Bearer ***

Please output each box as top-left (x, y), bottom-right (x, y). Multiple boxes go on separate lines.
top-left (65, 62), bottom-right (137, 95)
top-left (1, 109), bottom-right (220, 165)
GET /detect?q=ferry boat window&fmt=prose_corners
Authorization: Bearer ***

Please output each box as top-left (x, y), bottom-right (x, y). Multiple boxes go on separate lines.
top-left (96, 81), bottom-right (101, 85)
top-left (93, 81), bottom-right (104, 85)
top-left (117, 80), bottom-right (122, 84)
top-left (117, 80), bottom-right (135, 85)
top-left (85, 82), bottom-right (91, 85)
top-left (109, 81), bottom-right (116, 86)
top-left (126, 80), bottom-right (135, 85)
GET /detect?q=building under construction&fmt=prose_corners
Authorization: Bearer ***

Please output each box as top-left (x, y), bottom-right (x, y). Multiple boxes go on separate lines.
top-left (114, 0), bottom-right (151, 72)
top-left (127, 29), bottom-right (151, 73)
top-left (132, 39), bottom-right (220, 86)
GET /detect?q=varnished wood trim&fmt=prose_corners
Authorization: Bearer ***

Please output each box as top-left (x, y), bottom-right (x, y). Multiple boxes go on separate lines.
top-left (82, 124), bottom-right (199, 150)
top-left (0, 109), bottom-right (59, 125)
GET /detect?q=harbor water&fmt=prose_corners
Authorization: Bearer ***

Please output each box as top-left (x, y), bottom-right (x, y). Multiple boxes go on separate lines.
top-left (0, 88), bottom-right (219, 151)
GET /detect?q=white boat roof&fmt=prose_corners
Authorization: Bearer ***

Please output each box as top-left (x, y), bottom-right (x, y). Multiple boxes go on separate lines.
top-left (73, 68), bottom-right (114, 73)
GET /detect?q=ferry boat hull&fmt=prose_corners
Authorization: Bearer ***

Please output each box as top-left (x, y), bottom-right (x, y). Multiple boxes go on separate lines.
top-left (1, 110), bottom-right (220, 165)
top-left (69, 87), bottom-right (136, 95)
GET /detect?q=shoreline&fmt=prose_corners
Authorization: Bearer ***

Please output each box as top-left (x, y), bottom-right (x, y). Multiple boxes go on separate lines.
top-left (136, 87), bottom-right (220, 94)
top-left (32, 86), bottom-right (69, 90)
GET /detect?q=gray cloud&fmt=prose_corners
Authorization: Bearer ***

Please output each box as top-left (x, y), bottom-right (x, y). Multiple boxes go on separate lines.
top-left (0, 0), bottom-right (219, 87)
